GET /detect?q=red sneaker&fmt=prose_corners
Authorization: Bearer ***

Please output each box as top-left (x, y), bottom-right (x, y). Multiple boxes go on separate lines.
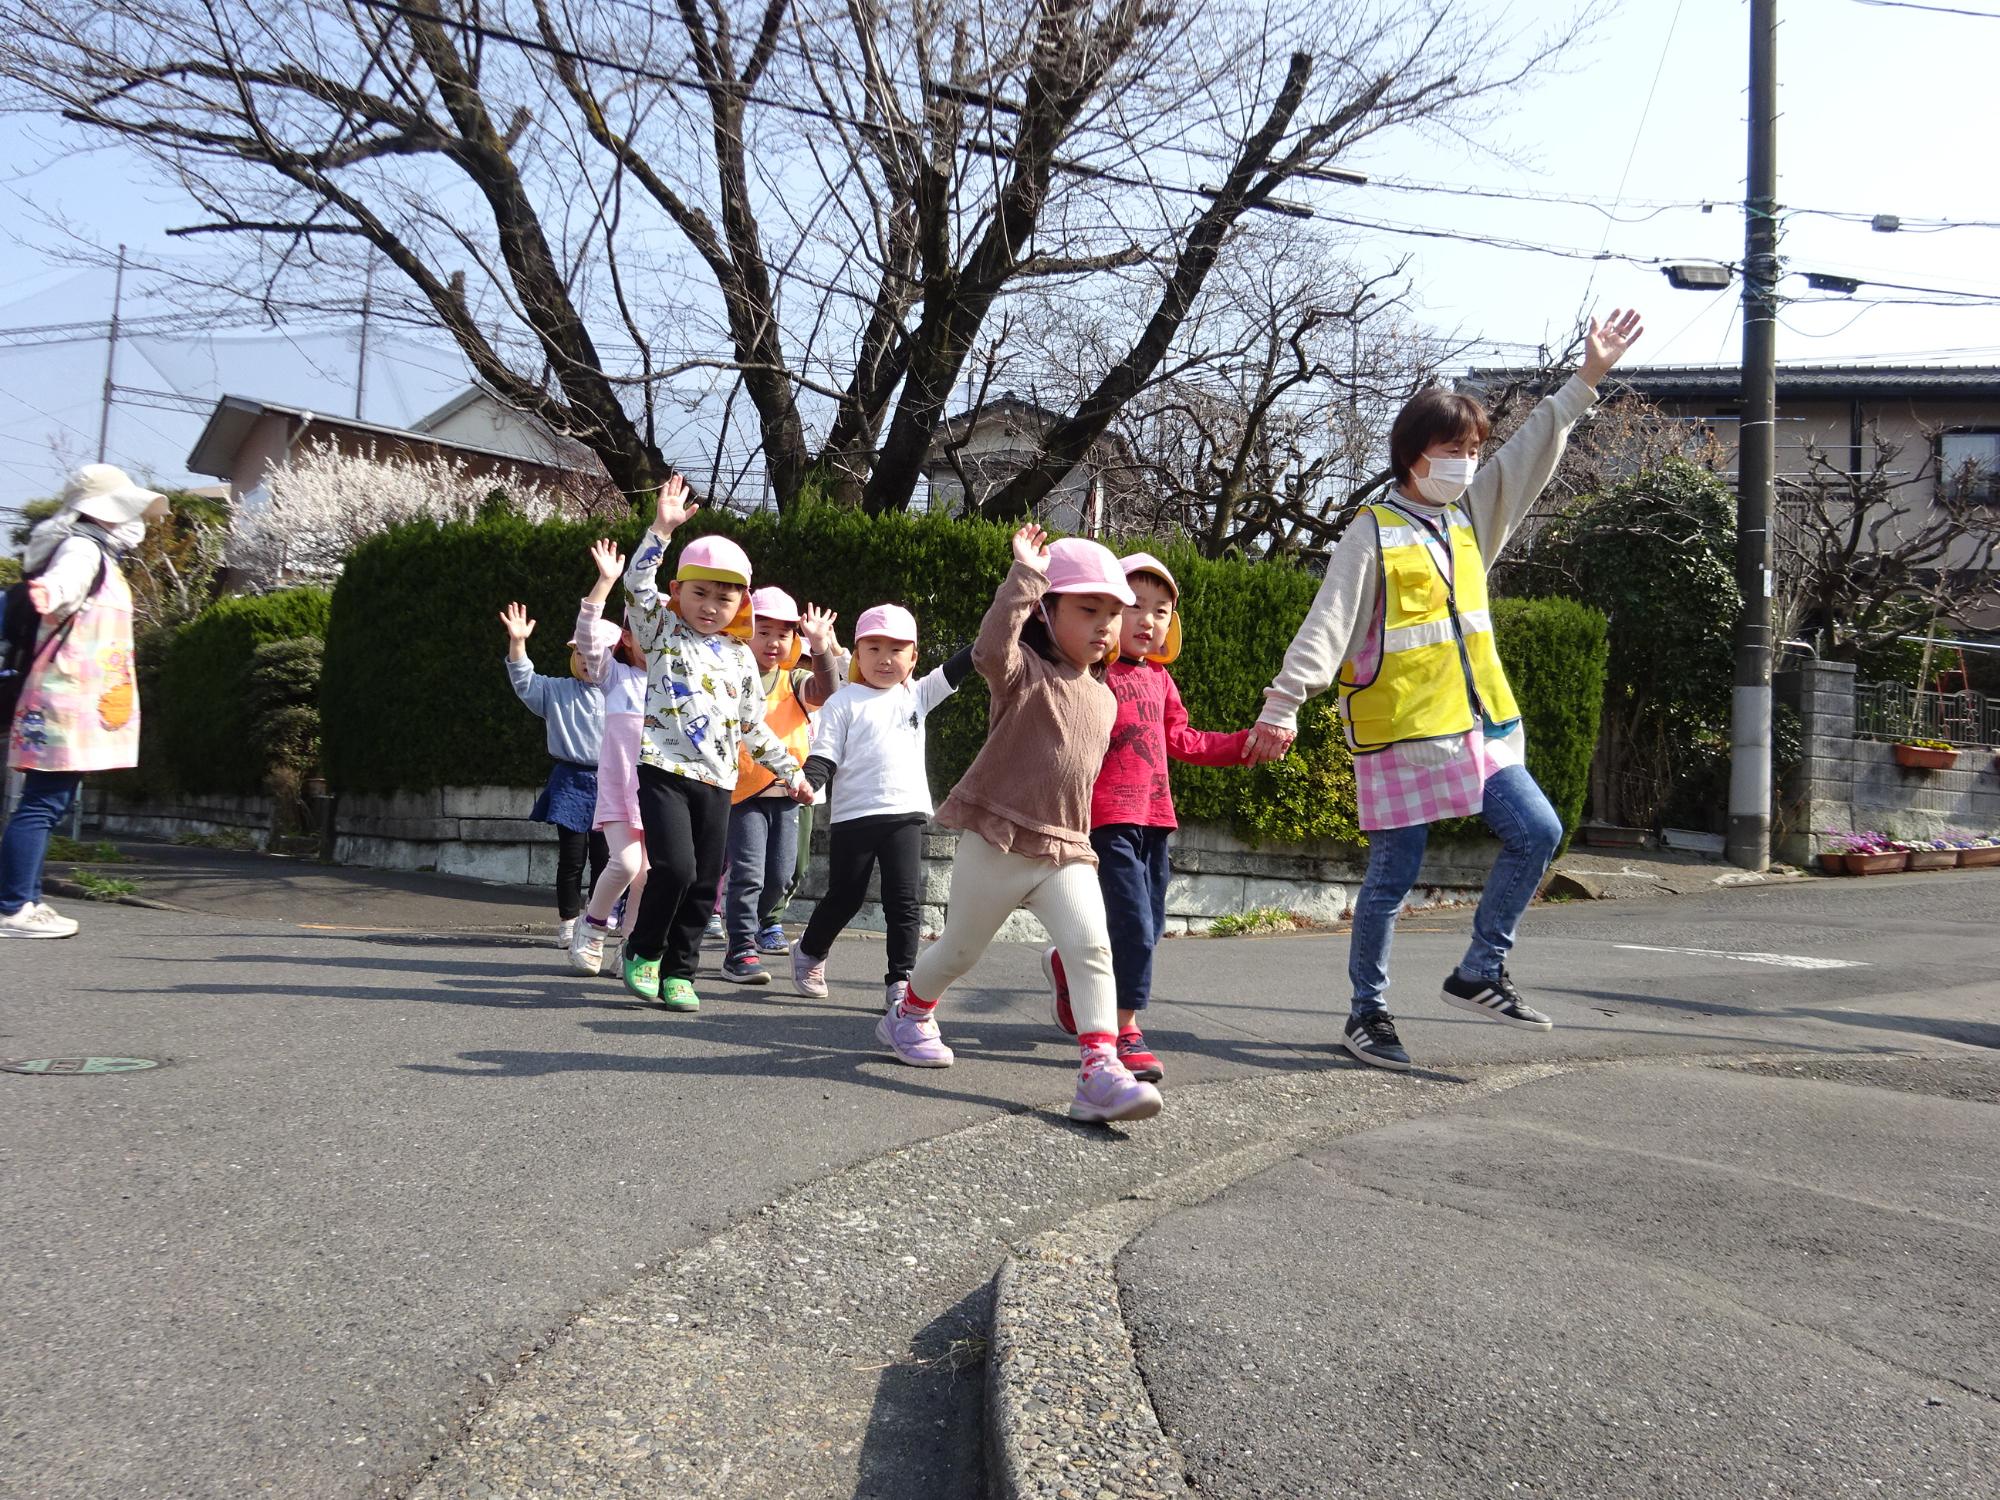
top-left (1117, 1027), bottom-right (1164, 1084)
top-left (1042, 946), bottom-right (1076, 1035)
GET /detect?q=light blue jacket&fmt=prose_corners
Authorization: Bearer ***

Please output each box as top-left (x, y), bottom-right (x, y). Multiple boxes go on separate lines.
top-left (506, 655), bottom-right (605, 766)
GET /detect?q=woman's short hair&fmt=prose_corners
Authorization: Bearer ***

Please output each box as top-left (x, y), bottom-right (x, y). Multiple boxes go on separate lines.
top-left (1388, 388), bottom-right (1492, 484)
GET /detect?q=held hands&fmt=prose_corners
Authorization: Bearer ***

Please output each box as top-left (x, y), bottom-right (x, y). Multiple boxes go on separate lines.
top-left (1242, 721), bottom-right (1296, 764)
top-left (1012, 523), bottom-right (1051, 574)
top-left (1580, 308), bottom-right (1644, 388)
top-left (499, 601), bottom-right (536, 643)
top-left (590, 537), bottom-right (626, 582)
top-left (788, 770), bottom-right (816, 805)
top-left (654, 473), bottom-right (699, 535)
top-left (799, 603), bottom-right (839, 658)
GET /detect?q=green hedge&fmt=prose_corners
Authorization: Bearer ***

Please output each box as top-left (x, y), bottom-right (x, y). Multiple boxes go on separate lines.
top-left (320, 507), bottom-right (1606, 848)
top-left (321, 507), bottom-right (1360, 844)
top-left (1490, 596), bottom-right (1610, 847)
top-left (158, 588), bottom-right (332, 793)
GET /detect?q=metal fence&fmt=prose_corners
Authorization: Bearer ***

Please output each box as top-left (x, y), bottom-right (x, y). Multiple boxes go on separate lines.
top-left (1855, 681), bottom-right (2000, 747)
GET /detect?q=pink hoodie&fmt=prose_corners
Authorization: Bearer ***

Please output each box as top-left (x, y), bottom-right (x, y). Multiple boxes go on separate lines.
top-left (1090, 658), bottom-right (1251, 830)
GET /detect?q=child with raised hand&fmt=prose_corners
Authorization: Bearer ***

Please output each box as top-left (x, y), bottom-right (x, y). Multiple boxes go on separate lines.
top-left (619, 476), bottom-right (813, 1012)
top-left (789, 604), bottom-right (977, 1011)
top-left (718, 591), bottom-right (846, 986)
top-left (1244, 309), bottom-right (1645, 1073)
top-left (1043, 553), bottom-right (1257, 1084)
top-left (567, 537), bottom-right (651, 977)
top-left (500, 596), bottom-right (608, 948)
top-left (896, 524), bottom-right (1164, 1126)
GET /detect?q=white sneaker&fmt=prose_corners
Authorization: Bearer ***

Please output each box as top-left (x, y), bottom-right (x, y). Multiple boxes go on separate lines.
top-left (568, 918), bottom-right (606, 976)
top-left (885, 979), bottom-right (909, 1013)
top-left (0, 903), bottom-right (79, 939)
top-left (556, 917), bottom-right (577, 949)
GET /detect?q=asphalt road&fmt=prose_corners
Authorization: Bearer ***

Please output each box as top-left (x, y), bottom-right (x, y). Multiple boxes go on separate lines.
top-left (3, 855), bottom-right (1997, 1498)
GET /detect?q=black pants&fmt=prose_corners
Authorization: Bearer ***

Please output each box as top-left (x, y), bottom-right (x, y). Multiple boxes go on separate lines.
top-left (631, 765), bottom-right (733, 977)
top-left (801, 814), bottom-right (925, 982)
top-left (555, 827), bottom-right (610, 921)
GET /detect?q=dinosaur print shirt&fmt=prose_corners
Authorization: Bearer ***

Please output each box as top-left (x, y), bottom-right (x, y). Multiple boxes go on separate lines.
top-left (1089, 658), bottom-right (1252, 831)
top-left (621, 529), bottom-right (801, 792)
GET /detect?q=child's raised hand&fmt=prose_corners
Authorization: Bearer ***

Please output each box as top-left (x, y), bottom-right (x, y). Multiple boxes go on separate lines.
top-left (499, 602), bottom-right (536, 642)
top-left (654, 474), bottom-right (699, 535)
top-left (590, 537), bottom-right (626, 581)
top-left (1012, 523), bottom-right (1051, 573)
top-left (799, 604), bottom-right (839, 656)
top-left (1581, 308), bottom-right (1644, 387)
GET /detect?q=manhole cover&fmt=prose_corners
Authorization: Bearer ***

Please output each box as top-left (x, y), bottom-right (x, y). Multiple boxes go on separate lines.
top-left (0, 1056), bottom-right (159, 1076)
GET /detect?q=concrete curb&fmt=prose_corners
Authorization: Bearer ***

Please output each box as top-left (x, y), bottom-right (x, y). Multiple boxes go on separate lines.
top-left (983, 1061), bottom-right (1569, 1500)
top-left (44, 876), bottom-right (197, 914)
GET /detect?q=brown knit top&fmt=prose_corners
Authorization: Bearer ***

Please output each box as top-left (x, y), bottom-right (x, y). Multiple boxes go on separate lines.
top-left (935, 561), bottom-right (1117, 866)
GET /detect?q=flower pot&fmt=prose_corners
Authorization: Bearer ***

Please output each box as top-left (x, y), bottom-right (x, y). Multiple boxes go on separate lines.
top-left (1844, 851), bottom-right (1908, 875)
top-left (1905, 849), bottom-right (1958, 871)
top-left (1582, 823), bottom-right (1652, 849)
top-left (1816, 852), bottom-right (1848, 876)
top-left (1958, 845), bottom-right (2000, 868)
top-left (1892, 743), bottom-right (1958, 771)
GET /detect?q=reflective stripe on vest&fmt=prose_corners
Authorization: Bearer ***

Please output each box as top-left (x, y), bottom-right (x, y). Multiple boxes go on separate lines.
top-left (1337, 502), bottom-right (1520, 753)
top-left (734, 671), bottom-right (813, 802)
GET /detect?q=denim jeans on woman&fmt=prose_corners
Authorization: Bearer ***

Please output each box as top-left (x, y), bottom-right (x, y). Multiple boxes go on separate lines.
top-left (1347, 764), bottom-right (1563, 1016)
top-left (0, 769), bottom-right (85, 915)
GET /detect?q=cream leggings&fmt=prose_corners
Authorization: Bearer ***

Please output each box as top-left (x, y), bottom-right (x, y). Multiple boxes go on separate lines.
top-left (909, 833), bottom-right (1118, 1037)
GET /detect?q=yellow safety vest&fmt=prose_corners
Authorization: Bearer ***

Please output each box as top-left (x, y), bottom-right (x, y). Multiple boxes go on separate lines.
top-left (1337, 501), bottom-right (1520, 753)
top-left (733, 670), bottom-right (813, 803)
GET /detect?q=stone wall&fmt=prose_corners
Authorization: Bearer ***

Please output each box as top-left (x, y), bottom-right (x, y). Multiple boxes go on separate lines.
top-left (1776, 659), bottom-right (2000, 864)
top-left (92, 787), bottom-right (280, 849)
top-left (83, 782), bottom-right (1508, 933)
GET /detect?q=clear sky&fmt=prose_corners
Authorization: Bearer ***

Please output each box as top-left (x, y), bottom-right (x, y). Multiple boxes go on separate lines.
top-left (3, 0), bottom-right (1996, 509)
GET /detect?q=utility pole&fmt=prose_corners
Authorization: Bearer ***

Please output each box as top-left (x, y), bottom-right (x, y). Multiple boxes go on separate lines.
top-left (355, 257), bottom-right (375, 421)
top-left (1728, 0), bottom-right (1779, 872)
top-left (96, 244), bottom-right (127, 463)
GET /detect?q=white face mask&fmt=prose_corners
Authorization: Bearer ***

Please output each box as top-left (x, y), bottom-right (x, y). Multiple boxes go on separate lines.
top-left (1413, 454), bottom-right (1477, 505)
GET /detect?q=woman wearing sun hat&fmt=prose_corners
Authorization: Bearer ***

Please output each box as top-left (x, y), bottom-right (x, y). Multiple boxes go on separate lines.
top-left (2, 464), bottom-right (169, 938)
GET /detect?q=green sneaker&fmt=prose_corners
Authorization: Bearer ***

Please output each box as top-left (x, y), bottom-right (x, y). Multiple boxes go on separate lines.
top-left (622, 952), bottom-right (661, 1002)
top-left (661, 977), bottom-right (700, 1013)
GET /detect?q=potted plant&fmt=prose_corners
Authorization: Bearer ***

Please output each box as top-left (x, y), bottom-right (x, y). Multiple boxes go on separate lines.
top-left (1837, 831), bottom-right (1908, 876)
top-left (1815, 846), bottom-right (1847, 876)
top-left (1959, 836), bottom-right (2000, 869)
top-left (1898, 837), bottom-right (1960, 871)
top-left (1892, 737), bottom-right (1958, 771)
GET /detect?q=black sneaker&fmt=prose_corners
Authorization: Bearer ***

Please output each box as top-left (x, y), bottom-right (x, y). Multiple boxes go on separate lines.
top-left (1441, 968), bottom-right (1553, 1030)
top-left (1342, 1011), bottom-right (1411, 1071)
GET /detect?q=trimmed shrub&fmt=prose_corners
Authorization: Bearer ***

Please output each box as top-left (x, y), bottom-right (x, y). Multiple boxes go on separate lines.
top-left (322, 507), bottom-right (1360, 844)
top-left (158, 588), bottom-right (332, 793)
top-left (1491, 596), bottom-right (1610, 846)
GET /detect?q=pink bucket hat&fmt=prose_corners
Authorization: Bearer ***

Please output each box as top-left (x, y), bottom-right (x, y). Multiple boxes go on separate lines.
top-left (673, 534), bottom-right (754, 636)
top-left (1120, 552), bottom-right (1182, 664)
top-left (1045, 537), bottom-right (1136, 605)
top-left (568, 616), bottom-right (623, 654)
top-left (676, 534), bottom-right (752, 587)
top-left (750, 586), bottom-right (801, 623)
top-left (853, 603), bottom-right (918, 643)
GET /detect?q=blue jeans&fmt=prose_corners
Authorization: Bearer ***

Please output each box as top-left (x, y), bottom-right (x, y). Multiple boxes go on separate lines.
top-left (724, 797), bottom-right (799, 957)
top-left (1092, 824), bottom-right (1172, 1012)
top-left (0, 770), bottom-right (84, 915)
top-left (1348, 765), bottom-right (1562, 1016)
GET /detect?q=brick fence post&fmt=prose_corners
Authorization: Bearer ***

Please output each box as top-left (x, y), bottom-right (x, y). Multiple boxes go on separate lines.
top-left (1774, 659), bottom-right (1857, 865)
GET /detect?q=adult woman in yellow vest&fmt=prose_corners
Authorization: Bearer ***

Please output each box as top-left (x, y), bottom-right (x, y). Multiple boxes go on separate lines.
top-left (718, 589), bottom-right (845, 984)
top-left (1245, 310), bottom-right (1644, 1071)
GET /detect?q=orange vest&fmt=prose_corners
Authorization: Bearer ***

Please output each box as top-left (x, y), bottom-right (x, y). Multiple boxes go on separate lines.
top-left (734, 669), bottom-right (813, 803)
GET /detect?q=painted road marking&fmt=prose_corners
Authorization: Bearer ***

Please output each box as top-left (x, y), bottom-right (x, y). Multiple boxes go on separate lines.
top-left (1615, 943), bottom-right (1866, 970)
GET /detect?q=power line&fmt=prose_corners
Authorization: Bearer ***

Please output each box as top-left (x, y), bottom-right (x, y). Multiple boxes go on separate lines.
top-left (1851, 0), bottom-right (2000, 17)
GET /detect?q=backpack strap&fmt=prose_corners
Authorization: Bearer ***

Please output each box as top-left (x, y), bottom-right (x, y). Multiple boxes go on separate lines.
top-left (20, 535), bottom-right (113, 675)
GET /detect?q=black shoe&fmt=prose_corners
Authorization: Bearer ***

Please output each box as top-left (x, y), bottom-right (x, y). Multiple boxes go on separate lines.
top-left (1441, 968), bottom-right (1553, 1030)
top-left (1342, 1011), bottom-right (1411, 1071)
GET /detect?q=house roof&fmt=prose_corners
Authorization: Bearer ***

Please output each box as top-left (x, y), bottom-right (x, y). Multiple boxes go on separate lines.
top-left (1463, 363), bottom-right (2000, 404)
top-left (186, 394), bottom-right (598, 479)
top-left (925, 391), bottom-right (1137, 470)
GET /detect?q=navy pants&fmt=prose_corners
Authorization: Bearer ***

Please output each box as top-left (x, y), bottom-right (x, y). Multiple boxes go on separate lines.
top-left (1091, 823), bottom-right (1172, 1013)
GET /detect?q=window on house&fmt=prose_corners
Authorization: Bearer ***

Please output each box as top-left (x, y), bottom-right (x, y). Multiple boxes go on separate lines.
top-left (1939, 429), bottom-right (2000, 502)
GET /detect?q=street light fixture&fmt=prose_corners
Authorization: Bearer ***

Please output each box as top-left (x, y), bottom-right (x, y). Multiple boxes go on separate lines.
top-left (1661, 261), bottom-right (1734, 291)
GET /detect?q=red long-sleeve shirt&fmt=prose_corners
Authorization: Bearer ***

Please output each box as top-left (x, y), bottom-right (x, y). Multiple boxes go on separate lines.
top-left (1090, 658), bottom-right (1252, 830)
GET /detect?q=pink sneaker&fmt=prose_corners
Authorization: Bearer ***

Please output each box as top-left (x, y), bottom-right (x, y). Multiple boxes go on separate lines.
top-left (876, 1006), bottom-right (954, 1068)
top-left (1042, 946), bottom-right (1076, 1035)
top-left (792, 947), bottom-right (829, 998)
top-left (1070, 1051), bottom-right (1163, 1124)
